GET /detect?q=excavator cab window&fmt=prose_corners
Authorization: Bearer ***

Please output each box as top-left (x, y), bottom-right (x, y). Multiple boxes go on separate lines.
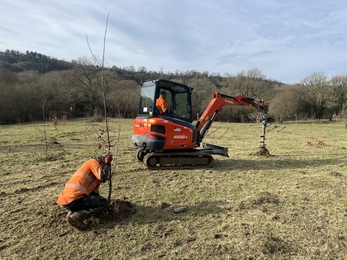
top-left (138, 79), bottom-right (193, 122)
top-left (174, 90), bottom-right (192, 121)
top-left (138, 83), bottom-right (156, 116)
top-left (156, 80), bottom-right (193, 123)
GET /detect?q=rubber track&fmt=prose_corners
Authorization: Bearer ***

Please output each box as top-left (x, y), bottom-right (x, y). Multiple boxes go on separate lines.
top-left (143, 151), bottom-right (214, 170)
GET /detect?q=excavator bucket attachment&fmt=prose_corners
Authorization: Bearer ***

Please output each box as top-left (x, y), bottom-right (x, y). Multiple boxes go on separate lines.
top-left (202, 143), bottom-right (229, 157)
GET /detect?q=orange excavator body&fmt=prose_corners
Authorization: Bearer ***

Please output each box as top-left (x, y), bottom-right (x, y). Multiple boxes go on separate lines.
top-left (132, 79), bottom-right (268, 169)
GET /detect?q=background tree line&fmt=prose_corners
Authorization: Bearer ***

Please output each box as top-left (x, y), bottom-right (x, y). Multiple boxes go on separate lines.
top-left (0, 49), bottom-right (346, 125)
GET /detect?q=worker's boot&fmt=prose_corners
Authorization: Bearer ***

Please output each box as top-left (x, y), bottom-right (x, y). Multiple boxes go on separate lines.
top-left (66, 210), bottom-right (89, 230)
top-left (87, 205), bottom-right (108, 217)
top-left (66, 206), bottom-right (108, 230)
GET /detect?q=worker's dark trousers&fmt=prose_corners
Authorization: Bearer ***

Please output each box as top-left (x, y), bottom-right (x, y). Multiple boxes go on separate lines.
top-left (64, 193), bottom-right (108, 212)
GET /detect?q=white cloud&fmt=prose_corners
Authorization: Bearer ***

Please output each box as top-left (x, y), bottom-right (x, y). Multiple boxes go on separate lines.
top-left (0, 0), bottom-right (346, 83)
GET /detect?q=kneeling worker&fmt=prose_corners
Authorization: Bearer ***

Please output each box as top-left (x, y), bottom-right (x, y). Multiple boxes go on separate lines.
top-left (57, 154), bottom-right (112, 230)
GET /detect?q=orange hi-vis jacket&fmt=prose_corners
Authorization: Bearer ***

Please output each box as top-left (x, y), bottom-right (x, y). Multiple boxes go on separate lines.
top-left (57, 159), bottom-right (103, 205)
top-left (156, 96), bottom-right (167, 114)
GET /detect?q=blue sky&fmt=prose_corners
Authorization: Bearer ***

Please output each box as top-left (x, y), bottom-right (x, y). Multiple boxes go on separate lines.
top-left (1, 0), bottom-right (346, 84)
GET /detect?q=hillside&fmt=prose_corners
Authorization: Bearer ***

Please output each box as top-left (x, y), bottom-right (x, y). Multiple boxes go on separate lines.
top-left (0, 49), bottom-right (72, 73)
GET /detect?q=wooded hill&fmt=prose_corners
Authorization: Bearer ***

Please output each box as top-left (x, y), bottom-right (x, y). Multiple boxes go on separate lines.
top-left (0, 49), bottom-right (72, 73)
top-left (0, 49), bottom-right (346, 125)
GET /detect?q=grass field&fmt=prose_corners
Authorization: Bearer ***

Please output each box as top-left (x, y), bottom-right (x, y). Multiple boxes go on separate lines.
top-left (0, 118), bottom-right (346, 259)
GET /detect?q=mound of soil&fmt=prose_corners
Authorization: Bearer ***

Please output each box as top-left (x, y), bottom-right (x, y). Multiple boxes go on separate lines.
top-left (86, 199), bottom-right (136, 225)
top-left (251, 147), bottom-right (272, 157)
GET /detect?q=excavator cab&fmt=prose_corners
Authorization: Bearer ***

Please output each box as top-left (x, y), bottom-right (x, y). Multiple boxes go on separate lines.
top-left (137, 79), bottom-right (193, 122)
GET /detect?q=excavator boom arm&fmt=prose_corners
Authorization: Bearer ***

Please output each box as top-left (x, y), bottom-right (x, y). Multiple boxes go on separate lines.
top-left (195, 92), bottom-right (268, 142)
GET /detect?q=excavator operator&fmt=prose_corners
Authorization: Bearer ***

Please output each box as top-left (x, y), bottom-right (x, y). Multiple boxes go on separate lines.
top-left (56, 154), bottom-right (112, 230)
top-left (156, 91), bottom-right (168, 114)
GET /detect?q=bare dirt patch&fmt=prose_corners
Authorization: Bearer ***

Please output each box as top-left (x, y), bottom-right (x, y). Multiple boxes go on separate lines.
top-left (307, 140), bottom-right (326, 146)
top-left (88, 199), bottom-right (137, 224)
top-left (329, 171), bottom-right (342, 177)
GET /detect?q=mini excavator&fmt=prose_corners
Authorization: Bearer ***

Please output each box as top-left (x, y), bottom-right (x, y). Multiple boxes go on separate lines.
top-left (132, 79), bottom-right (268, 170)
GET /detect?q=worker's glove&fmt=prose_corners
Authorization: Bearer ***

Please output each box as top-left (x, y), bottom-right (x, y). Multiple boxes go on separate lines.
top-left (101, 164), bottom-right (110, 182)
top-left (105, 154), bottom-right (112, 165)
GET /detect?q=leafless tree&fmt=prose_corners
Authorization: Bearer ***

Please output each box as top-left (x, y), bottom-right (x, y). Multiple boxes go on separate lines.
top-left (269, 89), bottom-right (300, 123)
top-left (300, 72), bottom-right (329, 119)
top-left (329, 72), bottom-right (347, 118)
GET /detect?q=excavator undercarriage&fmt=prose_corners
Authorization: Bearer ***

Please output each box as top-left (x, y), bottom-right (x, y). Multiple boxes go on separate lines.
top-left (136, 143), bottom-right (228, 170)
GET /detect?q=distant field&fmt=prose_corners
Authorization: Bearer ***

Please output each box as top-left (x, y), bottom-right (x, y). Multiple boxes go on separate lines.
top-left (0, 118), bottom-right (346, 259)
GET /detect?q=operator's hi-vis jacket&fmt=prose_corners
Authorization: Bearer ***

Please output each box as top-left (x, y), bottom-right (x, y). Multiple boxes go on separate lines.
top-left (156, 96), bottom-right (167, 114)
top-left (57, 159), bottom-right (107, 205)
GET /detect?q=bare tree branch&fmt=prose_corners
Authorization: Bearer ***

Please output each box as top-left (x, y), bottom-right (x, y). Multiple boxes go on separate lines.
top-left (86, 13), bottom-right (115, 202)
